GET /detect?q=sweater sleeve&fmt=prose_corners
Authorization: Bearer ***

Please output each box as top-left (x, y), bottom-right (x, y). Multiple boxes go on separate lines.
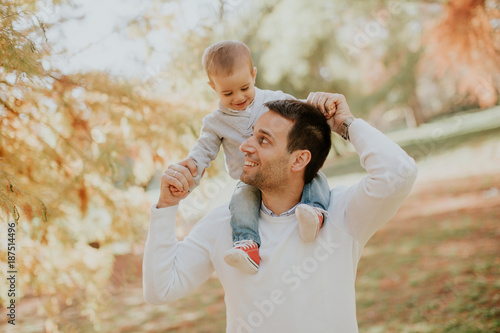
top-left (142, 205), bottom-right (215, 304)
top-left (188, 114), bottom-right (222, 185)
top-left (341, 119), bottom-right (418, 250)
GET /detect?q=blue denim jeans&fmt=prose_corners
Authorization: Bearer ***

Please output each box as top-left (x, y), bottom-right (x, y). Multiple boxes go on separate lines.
top-left (229, 171), bottom-right (331, 246)
top-left (301, 171), bottom-right (331, 212)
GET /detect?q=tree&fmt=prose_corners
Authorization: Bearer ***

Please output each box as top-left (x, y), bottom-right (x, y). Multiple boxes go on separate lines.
top-left (423, 0), bottom-right (500, 109)
top-left (1, 0), bottom-right (204, 329)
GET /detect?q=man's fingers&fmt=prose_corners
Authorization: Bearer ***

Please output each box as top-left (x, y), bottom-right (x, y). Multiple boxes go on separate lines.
top-left (307, 92), bottom-right (333, 115)
top-left (335, 94), bottom-right (350, 115)
top-left (162, 171), bottom-right (185, 192)
top-left (307, 92), bottom-right (320, 107)
top-left (312, 94), bottom-right (323, 113)
top-left (157, 164), bottom-right (194, 208)
top-left (169, 164), bottom-right (194, 189)
top-left (312, 93), bottom-right (349, 115)
top-left (306, 92), bottom-right (315, 104)
top-left (165, 168), bottom-right (188, 192)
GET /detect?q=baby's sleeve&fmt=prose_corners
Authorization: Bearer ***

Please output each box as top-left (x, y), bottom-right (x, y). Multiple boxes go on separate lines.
top-left (188, 115), bottom-right (222, 186)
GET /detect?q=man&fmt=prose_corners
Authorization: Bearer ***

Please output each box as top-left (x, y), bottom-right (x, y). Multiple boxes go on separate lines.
top-left (143, 93), bottom-right (417, 332)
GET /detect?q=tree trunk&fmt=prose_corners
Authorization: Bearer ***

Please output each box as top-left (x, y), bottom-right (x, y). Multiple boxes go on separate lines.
top-left (406, 94), bottom-right (425, 128)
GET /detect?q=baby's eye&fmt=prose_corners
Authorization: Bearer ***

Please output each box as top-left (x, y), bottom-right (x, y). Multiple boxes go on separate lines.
top-left (241, 87), bottom-right (249, 91)
top-left (224, 92), bottom-right (232, 96)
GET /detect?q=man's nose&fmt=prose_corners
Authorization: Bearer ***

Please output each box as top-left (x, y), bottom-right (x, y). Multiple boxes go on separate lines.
top-left (240, 136), bottom-right (255, 153)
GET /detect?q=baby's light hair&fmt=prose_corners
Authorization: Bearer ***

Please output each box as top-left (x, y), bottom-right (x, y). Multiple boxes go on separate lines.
top-left (202, 40), bottom-right (253, 81)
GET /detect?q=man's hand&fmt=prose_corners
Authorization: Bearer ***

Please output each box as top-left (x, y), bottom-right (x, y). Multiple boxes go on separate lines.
top-left (157, 159), bottom-right (198, 209)
top-left (306, 92), bottom-right (354, 135)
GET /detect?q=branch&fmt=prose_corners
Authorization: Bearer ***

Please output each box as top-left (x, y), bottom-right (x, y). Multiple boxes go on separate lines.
top-left (0, 97), bottom-right (18, 115)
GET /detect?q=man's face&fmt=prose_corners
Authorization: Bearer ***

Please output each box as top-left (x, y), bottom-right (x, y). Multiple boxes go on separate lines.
top-left (209, 66), bottom-right (257, 111)
top-left (239, 111), bottom-right (293, 190)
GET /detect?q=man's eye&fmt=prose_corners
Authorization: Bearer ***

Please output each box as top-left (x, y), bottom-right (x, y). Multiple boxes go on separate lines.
top-left (259, 137), bottom-right (269, 144)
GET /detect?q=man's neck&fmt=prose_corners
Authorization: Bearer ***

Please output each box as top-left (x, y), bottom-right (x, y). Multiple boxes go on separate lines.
top-left (260, 184), bottom-right (303, 216)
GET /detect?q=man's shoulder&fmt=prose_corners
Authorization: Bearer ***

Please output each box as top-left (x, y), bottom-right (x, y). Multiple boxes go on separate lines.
top-left (328, 185), bottom-right (351, 213)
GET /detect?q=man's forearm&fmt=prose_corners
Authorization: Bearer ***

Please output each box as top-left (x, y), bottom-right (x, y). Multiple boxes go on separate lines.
top-left (143, 205), bottom-right (180, 304)
top-left (143, 205), bottom-right (215, 304)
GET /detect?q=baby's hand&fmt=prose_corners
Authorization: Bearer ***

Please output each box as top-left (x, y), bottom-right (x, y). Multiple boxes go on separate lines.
top-left (325, 104), bottom-right (336, 119)
top-left (170, 185), bottom-right (188, 197)
top-left (178, 158), bottom-right (198, 178)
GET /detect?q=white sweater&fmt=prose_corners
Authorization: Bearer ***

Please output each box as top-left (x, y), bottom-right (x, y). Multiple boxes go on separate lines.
top-left (143, 119), bottom-right (418, 332)
top-left (188, 87), bottom-right (294, 183)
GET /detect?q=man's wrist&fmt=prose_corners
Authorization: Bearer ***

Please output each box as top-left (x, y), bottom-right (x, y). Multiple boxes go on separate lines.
top-left (156, 200), bottom-right (176, 209)
top-left (341, 117), bottom-right (355, 141)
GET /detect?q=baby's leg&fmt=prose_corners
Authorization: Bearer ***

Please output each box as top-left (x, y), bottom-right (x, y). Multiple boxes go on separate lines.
top-left (296, 171), bottom-right (330, 242)
top-left (229, 181), bottom-right (262, 245)
top-left (225, 181), bottom-right (262, 273)
top-left (301, 171), bottom-right (330, 214)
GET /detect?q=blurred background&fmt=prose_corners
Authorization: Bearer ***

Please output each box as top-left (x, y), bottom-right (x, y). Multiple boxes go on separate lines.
top-left (1, 0), bottom-right (499, 332)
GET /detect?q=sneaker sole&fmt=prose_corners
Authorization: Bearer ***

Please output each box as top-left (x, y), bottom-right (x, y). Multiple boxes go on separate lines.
top-left (224, 252), bottom-right (258, 274)
top-left (296, 206), bottom-right (320, 242)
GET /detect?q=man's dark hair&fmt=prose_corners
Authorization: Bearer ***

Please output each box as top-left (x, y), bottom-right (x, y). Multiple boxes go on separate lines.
top-left (264, 100), bottom-right (332, 183)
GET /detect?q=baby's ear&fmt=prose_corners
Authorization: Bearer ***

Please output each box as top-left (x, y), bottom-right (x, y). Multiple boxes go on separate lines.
top-left (252, 67), bottom-right (257, 80)
top-left (207, 81), bottom-right (215, 90)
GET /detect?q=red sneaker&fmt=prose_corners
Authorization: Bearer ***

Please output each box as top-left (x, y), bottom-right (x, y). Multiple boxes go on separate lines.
top-left (224, 240), bottom-right (260, 274)
top-left (296, 204), bottom-right (324, 242)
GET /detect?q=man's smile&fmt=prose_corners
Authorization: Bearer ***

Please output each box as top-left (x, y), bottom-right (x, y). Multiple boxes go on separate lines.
top-left (244, 159), bottom-right (258, 168)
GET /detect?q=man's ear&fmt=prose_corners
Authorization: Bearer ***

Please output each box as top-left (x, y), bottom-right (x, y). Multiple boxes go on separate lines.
top-left (290, 150), bottom-right (311, 173)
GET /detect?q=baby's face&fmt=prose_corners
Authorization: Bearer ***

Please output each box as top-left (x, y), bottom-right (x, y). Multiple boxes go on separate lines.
top-left (209, 66), bottom-right (257, 111)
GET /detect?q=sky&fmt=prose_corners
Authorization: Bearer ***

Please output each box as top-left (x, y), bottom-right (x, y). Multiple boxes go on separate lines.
top-left (45, 0), bottom-right (209, 78)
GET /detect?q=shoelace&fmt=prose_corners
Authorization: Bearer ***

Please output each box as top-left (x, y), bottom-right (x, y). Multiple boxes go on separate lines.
top-left (233, 240), bottom-right (256, 250)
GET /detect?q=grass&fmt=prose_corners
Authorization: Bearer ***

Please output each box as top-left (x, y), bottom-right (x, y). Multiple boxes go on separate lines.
top-left (355, 173), bottom-right (500, 333)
